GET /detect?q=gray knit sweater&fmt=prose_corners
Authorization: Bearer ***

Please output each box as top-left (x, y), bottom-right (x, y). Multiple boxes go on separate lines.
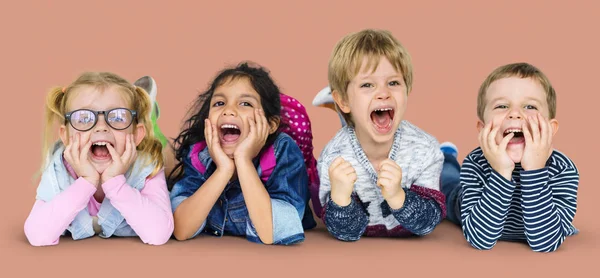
top-left (317, 120), bottom-right (446, 241)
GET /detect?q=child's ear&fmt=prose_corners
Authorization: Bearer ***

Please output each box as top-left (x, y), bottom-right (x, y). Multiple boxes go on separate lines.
top-left (332, 90), bottom-right (351, 113)
top-left (550, 118), bottom-right (559, 136)
top-left (59, 125), bottom-right (69, 145)
top-left (476, 120), bottom-right (485, 133)
top-left (134, 123), bottom-right (147, 146)
top-left (268, 116), bottom-right (280, 134)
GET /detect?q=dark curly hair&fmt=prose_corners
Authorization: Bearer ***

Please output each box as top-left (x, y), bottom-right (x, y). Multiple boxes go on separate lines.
top-left (167, 62), bottom-right (283, 188)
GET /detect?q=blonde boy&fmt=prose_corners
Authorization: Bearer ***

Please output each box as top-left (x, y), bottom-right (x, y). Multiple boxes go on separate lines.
top-left (317, 29), bottom-right (445, 241)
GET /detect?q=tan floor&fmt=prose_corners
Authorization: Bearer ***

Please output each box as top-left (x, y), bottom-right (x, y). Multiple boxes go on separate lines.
top-left (4, 213), bottom-right (597, 278)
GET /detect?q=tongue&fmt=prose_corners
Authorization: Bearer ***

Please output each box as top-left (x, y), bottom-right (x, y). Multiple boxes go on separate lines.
top-left (509, 136), bottom-right (525, 144)
top-left (223, 134), bottom-right (240, 142)
top-left (92, 145), bottom-right (110, 157)
top-left (372, 112), bottom-right (391, 128)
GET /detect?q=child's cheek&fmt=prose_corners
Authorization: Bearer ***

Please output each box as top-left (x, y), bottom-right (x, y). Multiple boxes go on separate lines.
top-left (209, 114), bottom-right (219, 126)
top-left (75, 131), bottom-right (92, 146)
top-left (524, 110), bottom-right (538, 117)
top-left (491, 114), bottom-right (505, 127)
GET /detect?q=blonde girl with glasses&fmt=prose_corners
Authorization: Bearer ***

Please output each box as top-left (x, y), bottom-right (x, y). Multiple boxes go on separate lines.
top-left (24, 72), bottom-right (174, 246)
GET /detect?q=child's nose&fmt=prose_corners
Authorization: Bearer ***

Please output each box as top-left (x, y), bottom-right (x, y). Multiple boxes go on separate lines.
top-left (222, 107), bottom-right (237, 116)
top-left (507, 108), bottom-right (523, 120)
top-left (375, 87), bottom-right (391, 100)
top-left (94, 115), bottom-right (109, 132)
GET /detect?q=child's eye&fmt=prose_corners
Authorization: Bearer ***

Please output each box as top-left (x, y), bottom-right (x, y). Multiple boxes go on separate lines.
top-left (388, 80), bottom-right (401, 86)
top-left (360, 83), bottom-right (373, 88)
top-left (79, 117), bottom-right (93, 124)
top-left (213, 101), bottom-right (224, 107)
top-left (494, 105), bottom-right (508, 109)
top-left (110, 116), bottom-right (125, 123)
top-left (525, 105), bottom-right (537, 110)
top-left (240, 102), bottom-right (253, 107)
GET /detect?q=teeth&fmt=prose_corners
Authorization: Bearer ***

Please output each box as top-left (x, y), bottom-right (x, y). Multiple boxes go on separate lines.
top-left (374, 108), bottom-right (393, 112)
top-left (221, 124), bottom-right (239, 129)
top-left (504, 129), bottom-right (522, 134)
top-left (93, 142), bottom-right (108, 146)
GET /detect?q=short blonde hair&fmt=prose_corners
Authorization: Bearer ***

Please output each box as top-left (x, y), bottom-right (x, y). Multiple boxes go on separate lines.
top-left (328, 29), bottom-right (413, 126)
top-left (41, 72), bottom-right (164, 178)
top-left (477, 62), bottom-right (557, 121)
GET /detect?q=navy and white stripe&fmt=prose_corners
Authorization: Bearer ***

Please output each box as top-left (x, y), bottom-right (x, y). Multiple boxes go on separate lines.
top-left (459, 147), bottom-right (579, 252)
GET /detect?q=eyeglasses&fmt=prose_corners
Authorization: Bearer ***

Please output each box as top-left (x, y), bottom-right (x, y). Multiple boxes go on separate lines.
top-left (65, 108), bottom-right (137, 132)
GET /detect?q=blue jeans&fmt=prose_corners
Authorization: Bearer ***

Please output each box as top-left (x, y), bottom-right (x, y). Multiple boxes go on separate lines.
top-left (440, 153), bottom-right (462, 226)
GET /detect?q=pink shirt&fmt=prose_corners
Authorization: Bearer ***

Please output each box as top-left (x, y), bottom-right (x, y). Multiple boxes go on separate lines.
top-left (89, 197), bottom-right (101, 216)
top-left (66, 160), bottom-right (102, 216)
top-left (24, 160), bottom-right (174, 246)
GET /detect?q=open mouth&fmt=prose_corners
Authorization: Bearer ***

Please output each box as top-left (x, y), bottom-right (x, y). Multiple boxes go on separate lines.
top-left (90, 141), bottom-right (113, 160)
top-left (370, 107), bottom-right (394, 133)
top-left (503, 128), bottom-right (525, 144)
top-left (220, 124), bottom-right (241, 143)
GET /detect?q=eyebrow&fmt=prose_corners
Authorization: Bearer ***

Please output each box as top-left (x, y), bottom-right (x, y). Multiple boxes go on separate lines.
top-left (239, 94), bottom-right (259, 102)
top-left (212, 93), bottom-right (226, 99)
top-left (354, 74), bottom-right (403, 84)
top-left (69, 106), bottom-right (128, 112)
top-left (212, 93), bottom-right (259, 102)
top-left (524, 97), bottom-right (543, 104)
top-left (488, 97), bottom-right (506, 104)
top-left (489, 96), bottom-right (543, 103)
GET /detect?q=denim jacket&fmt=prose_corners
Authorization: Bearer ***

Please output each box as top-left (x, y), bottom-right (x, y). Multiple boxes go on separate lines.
top-left (36, 141), bottom-right (156, 240)
top-left (170, 133), bottom-right (316, 245)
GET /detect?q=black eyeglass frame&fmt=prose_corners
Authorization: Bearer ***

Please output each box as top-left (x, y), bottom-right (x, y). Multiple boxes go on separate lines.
top-left (64, 108), bottom-right (138, 132)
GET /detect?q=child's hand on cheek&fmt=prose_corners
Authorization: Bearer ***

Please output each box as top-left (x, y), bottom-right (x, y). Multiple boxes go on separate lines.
top-left (64, 133), bottom-right (99, 187)
top-left (234, 109), bottom-right (269, 163)
top-left (101, 134), bottom-right (137, 184)
top-left (377, 159), bottom-right (405, 209)
top-left (521, 113), bottom-right (553, 171)
top-left (205, 119), bottom-right (235, 176)
top-left (479, 121), bottom-right (515, 180)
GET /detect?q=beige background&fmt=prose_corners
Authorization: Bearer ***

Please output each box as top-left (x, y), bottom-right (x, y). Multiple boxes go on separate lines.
top-left (1, 0), bottom-right (598, 277)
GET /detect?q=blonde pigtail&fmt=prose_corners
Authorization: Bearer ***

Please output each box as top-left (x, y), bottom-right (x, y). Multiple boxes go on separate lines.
top-left (38, 86), bottom-right (68, 175)
top-left (133, 86), bottom-right (164, 177)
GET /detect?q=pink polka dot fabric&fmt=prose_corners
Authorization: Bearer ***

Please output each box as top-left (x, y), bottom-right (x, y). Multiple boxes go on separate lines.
top-left (279, 93), bottom-right (323, 217)
top-left (280, 94), bottom-right (313, 159)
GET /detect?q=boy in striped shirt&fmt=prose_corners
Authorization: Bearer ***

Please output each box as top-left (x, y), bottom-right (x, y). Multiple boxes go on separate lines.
top-left (441, 62), bottom-right (580, 252)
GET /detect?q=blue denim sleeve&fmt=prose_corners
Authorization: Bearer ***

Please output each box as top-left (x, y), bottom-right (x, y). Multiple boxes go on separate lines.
top-left (169, 150), bottom-right (208, 238)
top-left (67, 209), bottom-right (96, 240)
top-left (245, 135), bottom-right (308, 245)
top-left (323, 196), bottom-right (369, 241)
top-left (246, 199), bottom-right (305, 245)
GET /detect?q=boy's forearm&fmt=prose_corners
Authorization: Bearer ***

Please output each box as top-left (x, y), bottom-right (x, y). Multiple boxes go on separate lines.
top-left (461, 169), bottom-right (515, 250)
top-left (520, 167), bottom-right (572, 252)
top-left (389, 188), bottom-right (443, 236)
top-left (323, 196), bottom-right (368, 241)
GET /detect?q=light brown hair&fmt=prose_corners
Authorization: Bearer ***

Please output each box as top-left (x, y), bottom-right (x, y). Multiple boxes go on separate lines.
top-left (328, 29), bottom-right (413, 126)
top-left (477, 62), bottom-right (557, 120)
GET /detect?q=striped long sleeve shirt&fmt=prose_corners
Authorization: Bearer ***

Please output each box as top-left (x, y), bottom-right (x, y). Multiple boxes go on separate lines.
top-left (459, 147), bottom-right (579, 252)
